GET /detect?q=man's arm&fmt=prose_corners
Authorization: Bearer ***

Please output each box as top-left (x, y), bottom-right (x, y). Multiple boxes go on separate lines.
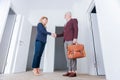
top-left (56, 31), bottom-right (64, 37)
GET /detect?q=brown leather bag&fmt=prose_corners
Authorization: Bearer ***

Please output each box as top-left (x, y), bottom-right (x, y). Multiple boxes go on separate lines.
top-left (67, 43), bottom-right (86, 59)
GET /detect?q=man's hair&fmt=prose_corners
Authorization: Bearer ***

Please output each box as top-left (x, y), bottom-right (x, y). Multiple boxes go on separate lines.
top-left (65, 11), bottom-right (72, 16)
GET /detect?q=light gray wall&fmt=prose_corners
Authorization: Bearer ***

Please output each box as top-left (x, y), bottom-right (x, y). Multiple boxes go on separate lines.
top-left (0, 0), bottom-right (11, 43)
top-left (0, 9), bottom-right (16, 74)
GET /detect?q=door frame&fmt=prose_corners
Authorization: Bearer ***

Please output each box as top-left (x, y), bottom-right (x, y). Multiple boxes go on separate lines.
top-left (87, 0), bottom-right (105, 76)
top-left (0, 7), bottom-right (17, 74)
top-left (87, 0), bottom-right (98, 75)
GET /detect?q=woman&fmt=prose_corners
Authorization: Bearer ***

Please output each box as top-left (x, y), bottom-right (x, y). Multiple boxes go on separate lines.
top-left (32, 16), bottom-right (55, 75)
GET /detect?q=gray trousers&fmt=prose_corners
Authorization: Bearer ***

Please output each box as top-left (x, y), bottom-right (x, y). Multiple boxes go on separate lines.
top-left (64, 41), bottom-right (77, 71)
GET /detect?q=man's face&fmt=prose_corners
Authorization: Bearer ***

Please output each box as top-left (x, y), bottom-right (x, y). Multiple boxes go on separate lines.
top-left (64, 13), bottom-right (71, 20)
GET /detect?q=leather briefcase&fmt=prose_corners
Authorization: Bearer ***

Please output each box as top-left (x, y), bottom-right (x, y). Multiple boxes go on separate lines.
top-left (67, 43), bottom-right (86, 59)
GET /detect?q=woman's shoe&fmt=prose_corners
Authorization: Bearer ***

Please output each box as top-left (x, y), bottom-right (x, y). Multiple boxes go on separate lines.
top-left (33, 69), bottom-right (40, 76)
top-left (69, 73), bottom-right (77, 77)
top-left (37, 68), bottom-right (41, 74)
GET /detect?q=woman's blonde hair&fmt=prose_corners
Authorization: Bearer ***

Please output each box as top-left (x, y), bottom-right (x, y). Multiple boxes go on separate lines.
top-left (40, 16), bottom-right (48, 23)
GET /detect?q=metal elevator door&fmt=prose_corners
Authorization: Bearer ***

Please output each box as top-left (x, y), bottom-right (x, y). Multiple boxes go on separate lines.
top-left (54, 27), bottom-right (67, 71)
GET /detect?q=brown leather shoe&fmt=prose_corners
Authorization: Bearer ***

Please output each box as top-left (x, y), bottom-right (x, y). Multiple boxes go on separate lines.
top-left (63, 72), bottom-right (71, 76)
top-left (69, 73), bottom-right (77, 77)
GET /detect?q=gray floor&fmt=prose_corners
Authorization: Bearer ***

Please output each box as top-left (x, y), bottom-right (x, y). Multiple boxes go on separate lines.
top-left (0, 71), bottom-right (105, 80)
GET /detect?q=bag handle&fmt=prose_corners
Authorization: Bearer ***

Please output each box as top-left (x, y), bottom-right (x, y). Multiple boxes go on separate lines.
top-left (72, 42), bottom-right (78, 45)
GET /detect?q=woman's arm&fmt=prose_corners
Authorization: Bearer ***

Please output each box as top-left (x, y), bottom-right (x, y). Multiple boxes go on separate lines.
top-left (37, 23), bottom-right (51, 35)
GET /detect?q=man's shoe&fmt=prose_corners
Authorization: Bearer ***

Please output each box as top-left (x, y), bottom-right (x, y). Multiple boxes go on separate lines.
top-left (69, 73), bottom-right (77, 77)
top-left (63, 72), bottom-right (71, 76)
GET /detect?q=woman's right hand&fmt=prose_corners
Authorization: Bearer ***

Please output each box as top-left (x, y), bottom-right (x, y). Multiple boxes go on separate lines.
top-left (51, 33), bottom-right (57, 38)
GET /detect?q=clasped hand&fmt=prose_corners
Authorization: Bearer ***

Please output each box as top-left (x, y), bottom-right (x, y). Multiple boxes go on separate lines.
top-left (51, 33), bottom-right (57, 38)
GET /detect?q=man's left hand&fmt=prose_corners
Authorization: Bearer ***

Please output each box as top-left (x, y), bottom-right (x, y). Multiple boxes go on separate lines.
top-left (73, 39), bottom-right (77, 43)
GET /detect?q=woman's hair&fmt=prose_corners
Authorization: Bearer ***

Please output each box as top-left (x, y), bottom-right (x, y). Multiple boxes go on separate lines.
top-left (40, 16), bottom-right (48, 23)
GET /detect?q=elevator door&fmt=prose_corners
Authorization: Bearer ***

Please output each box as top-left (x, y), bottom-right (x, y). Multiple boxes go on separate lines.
top-left (54, 27), bottom-right (67, 71)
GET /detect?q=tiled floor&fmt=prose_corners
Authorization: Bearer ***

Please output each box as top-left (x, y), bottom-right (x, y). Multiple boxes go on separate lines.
top-left (0, 71), bottom-right (105, 80)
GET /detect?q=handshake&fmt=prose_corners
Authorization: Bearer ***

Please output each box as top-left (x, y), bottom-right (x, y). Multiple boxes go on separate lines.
top-left (51, 33), bottom-right (57, 38)
top-left (50, 33), bottom-right (77, 43)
